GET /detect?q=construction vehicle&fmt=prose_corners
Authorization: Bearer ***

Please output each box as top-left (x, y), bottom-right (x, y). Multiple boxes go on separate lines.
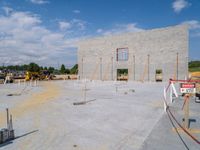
top-left (0, 73), bottom-right (5, 84)
top-left (0, 70), bottom-right (14, 84)
top-left (25, 70), bottom-right (53, 81)
top-left (39, 70), bottom-right (53, 80)
top-left (5, 73), bottom-right (14, 83)
top-left (25, 71), bottom-right (40, 81)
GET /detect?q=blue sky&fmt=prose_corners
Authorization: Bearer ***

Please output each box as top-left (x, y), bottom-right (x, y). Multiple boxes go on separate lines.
top-left (0, 0), bottom-right (199, 68)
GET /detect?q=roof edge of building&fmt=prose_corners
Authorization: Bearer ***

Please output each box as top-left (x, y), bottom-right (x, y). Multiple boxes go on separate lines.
top-left (78, 24), bottom-right (188, 45)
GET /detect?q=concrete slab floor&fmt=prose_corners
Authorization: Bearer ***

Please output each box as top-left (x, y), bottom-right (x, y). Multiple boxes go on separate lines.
top-left (0, 80), bottom-right (192, 150)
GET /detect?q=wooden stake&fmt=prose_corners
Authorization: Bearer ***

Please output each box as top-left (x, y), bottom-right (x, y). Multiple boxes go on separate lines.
top-left (183, 94), bottom-right (189, 129)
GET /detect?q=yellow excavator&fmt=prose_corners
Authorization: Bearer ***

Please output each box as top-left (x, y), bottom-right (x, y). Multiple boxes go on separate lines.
top-left (25, 70), bottom-right (52, 81)
top-left (25, 71), bottom-right (40, 81)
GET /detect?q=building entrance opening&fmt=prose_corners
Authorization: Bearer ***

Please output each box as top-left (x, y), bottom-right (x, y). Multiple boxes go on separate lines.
top-left (155, 69), bottom-right (163, 82)
top-left (117, 69), bottom-right (128, 81)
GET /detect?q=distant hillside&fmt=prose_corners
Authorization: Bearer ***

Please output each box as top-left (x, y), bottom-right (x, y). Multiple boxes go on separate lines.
top-left (189, 61), bottom-right (200, 72)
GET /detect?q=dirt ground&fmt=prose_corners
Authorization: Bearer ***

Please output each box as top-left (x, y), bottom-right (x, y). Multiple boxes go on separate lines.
top-left (0, 81), bottom-right (61, 126)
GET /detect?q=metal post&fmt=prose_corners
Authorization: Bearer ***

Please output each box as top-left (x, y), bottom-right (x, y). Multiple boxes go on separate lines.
top-left (148, 54), bottom-right (150, 81)
top-left (100, 57), bottom-right (102, 80)
top-left (176, 52), bottom-right (179, 80)
top-left (133, 55), bottom-right (135, 80)
top-left (183, 94), bottom-right (189, 129)
top-left (10, 115), bottom-right (13, 130)
top-left (6, 108), bottom-right (9, 129)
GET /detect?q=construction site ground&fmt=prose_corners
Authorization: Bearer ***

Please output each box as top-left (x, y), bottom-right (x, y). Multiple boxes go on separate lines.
top-left (0, 80), bottom-right (200, 150)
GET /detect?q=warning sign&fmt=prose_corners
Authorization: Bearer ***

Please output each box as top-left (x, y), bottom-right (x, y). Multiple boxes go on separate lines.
top-left (180, 83), bottom-right (196, 94)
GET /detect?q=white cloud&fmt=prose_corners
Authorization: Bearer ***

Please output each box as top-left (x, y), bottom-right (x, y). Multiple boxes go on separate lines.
top-left (181, 20), bottom-right (200, 37)
top-left (172, 0), bottom-right (190, 13)
top-left (101, 23), bottom-right (144, 36)
top-left (73, 10), bottom-right (80, 14)
top-left (182, 20), bottom-right (200, 29)
top-left (30, 0), bottom-right (49, 4)
top-left (0, 8), bottom-right (80, 67)
top-left (122, 23), bottom-right (144, 32)
top-left (2, 7), bottom-right (13, 15)
top-left (97, 28), bottom-right (103, 33)
top-left (59, 21), bottom-right (71, 30)
top-left (58, 19), bottom-right (87, 32)
top-left (72, 19), bottom-right (86, 30)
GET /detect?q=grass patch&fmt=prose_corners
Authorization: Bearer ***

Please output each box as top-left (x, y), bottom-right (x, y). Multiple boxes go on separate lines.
top-left (189, 67), bottom-right (200, 72)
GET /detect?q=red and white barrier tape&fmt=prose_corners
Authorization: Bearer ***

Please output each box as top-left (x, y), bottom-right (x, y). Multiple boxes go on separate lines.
top-left (169, 78), bottom-right (200, 83)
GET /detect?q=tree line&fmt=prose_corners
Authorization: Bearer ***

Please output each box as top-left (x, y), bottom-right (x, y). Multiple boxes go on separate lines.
top-left (0, 61), bottom-right (199, 74)
top-left (189, 61), bottom-right (200, 72)
top-left (0, 62), bottom-right (78, 74)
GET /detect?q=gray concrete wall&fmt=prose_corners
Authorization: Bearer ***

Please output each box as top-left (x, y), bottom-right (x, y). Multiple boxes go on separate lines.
top-left (78, 25), bottom-right (188, 81)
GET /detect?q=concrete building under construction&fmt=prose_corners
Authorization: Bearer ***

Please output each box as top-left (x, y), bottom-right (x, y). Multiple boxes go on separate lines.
top-left (78, 25), bottom-right (188, 81)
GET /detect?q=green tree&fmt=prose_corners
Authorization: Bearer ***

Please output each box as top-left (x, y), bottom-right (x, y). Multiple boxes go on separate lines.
top-left (60, 64), bottom-right (66, 74)
top-left (65, 68), bottom-right (70, 74)
top-left (22, 64), bottom-right (29, 71)
top-left (70, 64), bottom-right (78, 74)
top-left (28, 62), bottom-right (40, 72)
top-left (53, 69), bottom-right (60, 74)
top-left (48, 67), bottom-right (55, 74)
top-left (189, 61), bottom-right (200, 72)
top-left (189, 61), bottom-right (200, 68)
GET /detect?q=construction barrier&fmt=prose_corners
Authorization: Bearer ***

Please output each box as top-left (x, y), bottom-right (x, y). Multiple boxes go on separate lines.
top-left (163, 79), bottom-right (200, 145)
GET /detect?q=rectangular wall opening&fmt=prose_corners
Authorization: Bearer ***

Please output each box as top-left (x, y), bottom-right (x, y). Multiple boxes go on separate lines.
top-left (117, 69), bottom-right (128, 81)
top-left (116, 48), bottom-right (129, 61)
top-left (155, 69), bottom-right (163, 82)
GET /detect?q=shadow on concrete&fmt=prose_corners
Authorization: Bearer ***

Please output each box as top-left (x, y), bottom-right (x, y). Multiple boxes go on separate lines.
top-left (0, 141), bottom-right (13, 148)
top-left (189, 119), bottom-right (196, 128)
top-left (0, 130), bottom-right (39, 148)
top-left (15, 129), bottom-right (39, 139)
top-left (73, 99), bottom-right (97, 105)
